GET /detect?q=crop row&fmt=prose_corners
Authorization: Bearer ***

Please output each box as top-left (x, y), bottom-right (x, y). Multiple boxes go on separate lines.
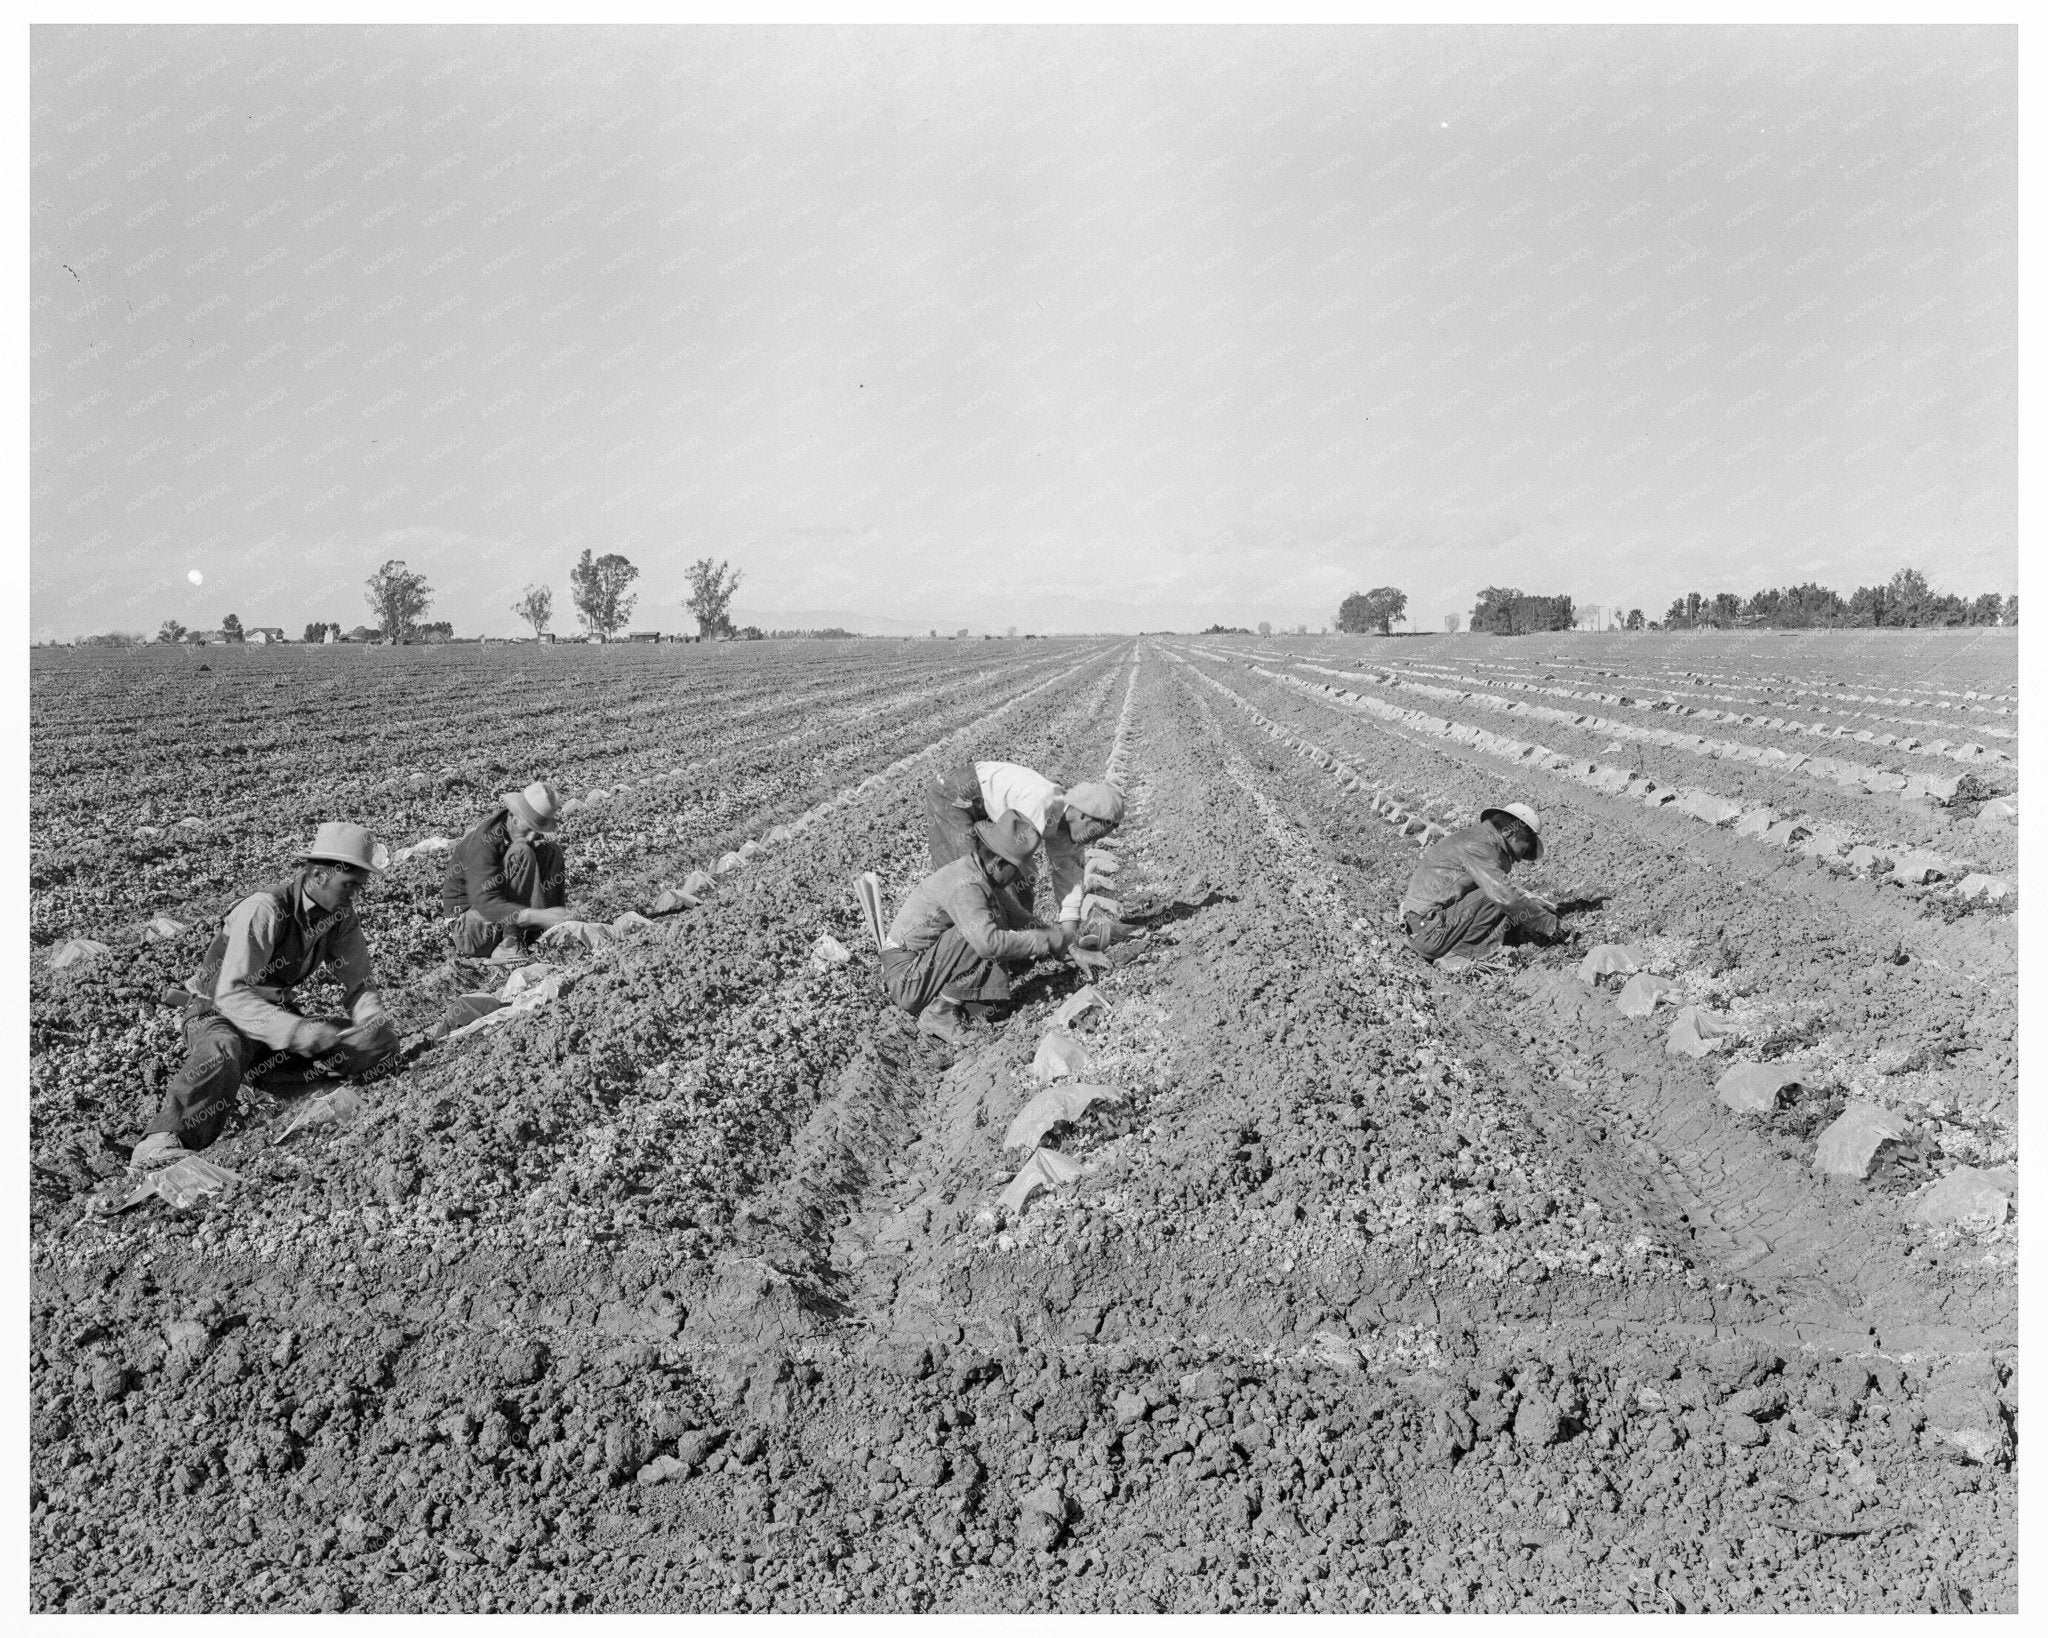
top-left (1391, 656), bottom-right (2018, 750)
top-left (1231, 655), bottom-right (2012, 845)
top-left (1175, 648), bottom-right (2009, 910)
top-left (1452, 653), bottom-right (2017, 716)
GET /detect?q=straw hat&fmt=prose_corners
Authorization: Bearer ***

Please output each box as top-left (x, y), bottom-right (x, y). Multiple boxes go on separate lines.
top-left (1480, 801), bottom-right (1543, 859)
top-left (503, 780), bottom-right (564, 835)
top-left (974, 810), bottom-right (1042, 871)
top-left (303, 821), bottom-right (386, 874)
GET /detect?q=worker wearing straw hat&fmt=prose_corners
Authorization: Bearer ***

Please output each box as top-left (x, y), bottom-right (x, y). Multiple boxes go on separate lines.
top-left (131, 822), bottom-right (399, 1170)
top-left (926, 759), bottom-right (1125, 929)
top-left (441, 780), bottom-right (588, 961)
top-left (1399, 801), bottom-right (1557, 970)
top-left (882, 810), bottom-right (1103, 1045)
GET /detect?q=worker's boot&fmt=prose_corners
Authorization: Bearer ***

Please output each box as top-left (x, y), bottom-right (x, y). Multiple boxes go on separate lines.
top-left (917, 1001), bottom-right (970, 1046)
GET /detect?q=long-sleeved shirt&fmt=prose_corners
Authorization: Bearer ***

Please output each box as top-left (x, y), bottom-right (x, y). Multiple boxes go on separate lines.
top-left (884, 854), bottom-right (1059, 965)
top-left (187, 871), bottom-right (386, 1052)
top-left (1399, 822), bottom-right (1528, 920)
top-left (973, 761), bottom-right (1088, 924)
top-left (440, 810), bottom-right (566, 926)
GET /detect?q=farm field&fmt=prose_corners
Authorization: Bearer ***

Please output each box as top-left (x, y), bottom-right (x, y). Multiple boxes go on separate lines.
top-left (28, 632), bottom-right (2016, 1613)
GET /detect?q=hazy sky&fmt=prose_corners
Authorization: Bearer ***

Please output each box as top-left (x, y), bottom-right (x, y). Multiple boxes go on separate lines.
top-left (31, 24), bottom-right (2015, 638)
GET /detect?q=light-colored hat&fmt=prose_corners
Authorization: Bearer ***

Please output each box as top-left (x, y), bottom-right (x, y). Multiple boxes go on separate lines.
top-left (974, 810), bottom-right (1042, 871)
top-left (1065, 781), bottom-right (1125, 827)
top-left (503, 780), bottom-right (563, 835)
top-left (303, 821), bottom-right (387, 874)
top-left (1481, 802), bottom-right (1543, 859)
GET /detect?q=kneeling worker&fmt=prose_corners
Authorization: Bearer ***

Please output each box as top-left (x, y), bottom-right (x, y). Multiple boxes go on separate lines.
top-left (442, 780), bottom-right (587, 959)
top-left (1400, 801), bottom-right (1556, 968)
top-left (927, 760), bottom-right (1124, 928)
top-left (131, 822), bottom-right (400, 1169)
top-left (883, 810), bottom-right (1107, 1044)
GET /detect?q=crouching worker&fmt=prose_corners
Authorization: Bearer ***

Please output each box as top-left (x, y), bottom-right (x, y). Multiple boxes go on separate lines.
top-left (130, 823), bottom-right (399, 1170)
top-left (882, 811), bottom-right (1107, 1045)
top-left (927, 760), bottom-right (1125, 930)
top-left (442, 780), bottom-right (585, 960)
top-left (1400, 801), bottom-right (1557, 969)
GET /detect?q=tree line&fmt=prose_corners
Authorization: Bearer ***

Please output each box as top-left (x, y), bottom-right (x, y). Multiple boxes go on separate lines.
top-left (124, 552), bottom-right (748, 646)
top-left (1660, 568), bottom-right (2014, 630)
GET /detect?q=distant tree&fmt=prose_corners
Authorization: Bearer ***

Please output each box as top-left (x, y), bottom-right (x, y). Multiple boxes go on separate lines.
top-left (1967, 592), bottom-right (2004, 626)
top-left (1625, 608), bottom-right (1645, 631)
top-left (1663, 597), bottom-right (1692, 630)
top-left (737, 624), bottom-right (765, 641)
top-left (157, 618), bottom-right (187, 644)
top-left (365, 559), bottom-right (432, 643)
top-left (512, 583), bottom-right (554, 638)
top-left (220, 613), bottom-right (244, 643)
top-left (569, 551), bottom-right (640, 641)
top-left (346, 624), bottom-right (381, 643)
top-left (302, 622), bottom-right (325, 644)
top-left (416, 621), bottom-right (455, 642)
top-left (1445, 614), bottom-right (1460, 633)
top-left (1475, 587), bottom-right (1574, 635)
top-left (1337, 587), bottom-right (1409, 635)
top-left (81, 631), bottom-right (145, 646)
top-left (1257, 621), bottom-right (1272, 637)
top-left (2003, 594), bottom-right (2018, 626)
top-left (682, 557), bottom-right (741, 639)
top-left (1709, 591), bottom-right (1741, 627)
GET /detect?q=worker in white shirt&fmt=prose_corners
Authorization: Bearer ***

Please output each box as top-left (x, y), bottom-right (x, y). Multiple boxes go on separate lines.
top-left (927, 760), bottom-right (1124, 930)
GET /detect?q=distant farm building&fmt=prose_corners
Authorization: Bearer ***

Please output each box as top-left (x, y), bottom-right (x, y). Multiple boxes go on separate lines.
top-left (247, 627), bottom-right (287, 645)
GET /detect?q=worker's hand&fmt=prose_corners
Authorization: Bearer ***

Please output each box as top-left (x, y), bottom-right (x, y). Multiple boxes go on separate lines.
top-left (520, 905), bottom-right (577, 930)
top-left (1068, 946), bottom-right (1112, 978)
top-left (297, 1020), bottom-right (345, 1058)
top-left (1044, 925), bottom-right (1077, 956)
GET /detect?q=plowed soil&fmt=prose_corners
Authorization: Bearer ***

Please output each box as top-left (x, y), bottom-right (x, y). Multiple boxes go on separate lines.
top-left (28, 636), bottom-right (2016, 1613)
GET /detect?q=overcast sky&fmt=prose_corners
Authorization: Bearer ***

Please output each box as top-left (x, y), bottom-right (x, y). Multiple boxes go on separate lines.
top-left (31, 24), bottom-right (2015, 639)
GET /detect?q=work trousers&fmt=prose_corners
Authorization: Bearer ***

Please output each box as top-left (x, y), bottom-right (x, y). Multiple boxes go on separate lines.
top-left (1404, 887), bottom-right (1511, 962)
top-left (449, 839), bottom-right (561, 957)
top-left (926, 765), bottom-right (983, 870)
top-left (145, 1000), bottom-right (327, 1150)
top-left (880, 930), bottom-right (1013, 1018)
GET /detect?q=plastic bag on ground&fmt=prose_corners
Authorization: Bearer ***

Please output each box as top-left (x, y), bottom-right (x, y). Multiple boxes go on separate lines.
top-left (1614, 972), bottom-right (1684, 1018)
top-left (1813, 1102), bottom-right (1911, 1179)
top-left (140, 915), bottom-right (187, 942)
top-left (1053, 986), bottom-right (1108, 1030)
top-left (539, 919), bottom-right (617, 954)
top-left (107, 1155), bottom-right (244, 1213)
top-left (1031, 1032), bottom-right (1093, 1083)
top-left (999, 1146), bottom-right (1084, 1215)
top-left (52, 938), bottom-right (112, 971)
top-left (610, 911), bottom-right (656, 937)
top-left (278, 1086), bottom-right (365, 1142)
top-left (1084, 850), bottom-right (1120, 876)
top-left (1910, 1167), bottom-right (2011, 1231)
top-left (1666, 1005), bottom-right (1737, 1059)
top-left (651, 886), bottom-right (701, 914)
top-left (811, 934), bottom-right (852, 971)
top-left (683, 869), bottom-right (716, 897)
top-left (713, 852), bottom-right (746, 876)
top-left (1004, 1083), bottom-right (1125, 1151)
top-left (1081, 893), bottom-right (1122, 921)
top-left (1576, 944), bottom-right (1642, 985)
top-left (1716, 1063), bottom-right (1802, 1113)
top-left (503, 963), bottom-right (561, 999)
top-left (434, 993), bottom-right (508, 1038)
